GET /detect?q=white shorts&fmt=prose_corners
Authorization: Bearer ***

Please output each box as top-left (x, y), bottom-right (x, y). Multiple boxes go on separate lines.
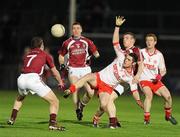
top-left (114, 84), bottom-right (124, 96)
top-left (17, 73), bottom-right (51, 97)
top-left (68, 66), bottom-right (91, 79)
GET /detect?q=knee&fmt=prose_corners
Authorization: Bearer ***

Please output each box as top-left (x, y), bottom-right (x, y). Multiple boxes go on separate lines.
top-left (166, 95), bottom-right (172, 102)
top-left (51, 97), bottom-right (59, 106)
top-left (145, 94), bottom-right (153, 101)
top-left (100, 101), bottom-right (107, 110)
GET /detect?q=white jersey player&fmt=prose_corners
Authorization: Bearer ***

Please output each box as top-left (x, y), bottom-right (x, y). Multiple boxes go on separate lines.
top-left (139, 33), bottom-right (177, 125)
top-left (99, 43), bottom-right (138, 95)
top-left (140, 48), bottom-right (166, 81)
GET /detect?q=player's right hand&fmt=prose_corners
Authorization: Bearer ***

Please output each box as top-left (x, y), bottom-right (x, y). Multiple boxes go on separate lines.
top-left (115, 16), bottom-right (126, 27)
top-left (63, 89), bottom-right (71, 98)
top-left (151, 79), bottom-right (158, 84)
top-left (151, 74), bottom-right (162, 84)
top-left (119, 80), bottom-right (130, 92)
top-left (58, 83), bottom-right (65, 90)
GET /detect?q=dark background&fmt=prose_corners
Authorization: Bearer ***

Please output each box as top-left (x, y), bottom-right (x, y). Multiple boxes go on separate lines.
top-left (0, 0), bottom-right (180, 94)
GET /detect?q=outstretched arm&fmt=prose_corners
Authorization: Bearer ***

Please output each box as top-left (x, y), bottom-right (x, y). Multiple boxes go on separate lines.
top-left (112, 16), bottom-right (126, 58)
top-left (51, 67), bottom-right (64, 88)
top-left (112, 16), bottom-right (126, 44)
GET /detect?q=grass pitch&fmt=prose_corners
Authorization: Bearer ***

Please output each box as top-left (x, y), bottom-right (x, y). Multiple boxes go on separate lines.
top-left (0, 90), bottom-right (180, 137)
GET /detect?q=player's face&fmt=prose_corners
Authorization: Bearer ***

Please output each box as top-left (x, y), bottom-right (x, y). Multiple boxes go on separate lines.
top-left (146, 36), bottom-right (157, 49)
top-left (123, 55), bottom-right (133, 68)
top-left (40, 42), bottom-right (44, 50)
top-left (72, 24), bottom-right (82, 37)
top-left (123, 34), bottom-right (135, 49)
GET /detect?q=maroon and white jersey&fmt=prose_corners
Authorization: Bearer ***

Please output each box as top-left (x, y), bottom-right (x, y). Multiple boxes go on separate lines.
top-left (99, 44), bottom-right (137, 92)
top-left (125, 46), bottom-right (142, 61)
top-left (140, 48), bottom-right (166, 81)
top-left (22, 48), bottom-right (55, 75)
top-left (58, 36), bottom-right (98, 67)
top-left (124, 46), bottom-right (142, 75)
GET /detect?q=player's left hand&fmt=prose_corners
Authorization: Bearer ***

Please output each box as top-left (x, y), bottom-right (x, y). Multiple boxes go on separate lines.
top-left (116, 16), bottom-right (126, 27)
top-left (132, 75), bottom-right (140, 84)
top-left (151, 74), bottom-right (162, 84)
top-left (58, 80), bottom-right (65, 90)
top-left (119, 80), bottom-right (130, 92)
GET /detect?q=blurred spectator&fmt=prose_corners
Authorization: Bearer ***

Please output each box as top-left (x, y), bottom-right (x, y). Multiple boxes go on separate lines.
top-left (18, 46), bottom-right (31, 72)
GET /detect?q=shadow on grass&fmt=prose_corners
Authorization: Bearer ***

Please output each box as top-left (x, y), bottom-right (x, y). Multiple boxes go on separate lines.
top-left (61, 119), bottom-right (109, 128)
top-left (0, 125), bottom-right (5, 128)
top-left (0, 119), bottom-right (143, 130)
top-left (36, 119), bottom-right (94, 126)
top-left (36, 119), bottom-right (142, 128)
top-left (36, 119), bottom-right (108, 130)
top-left (37, 121), bottom-right (49, 124)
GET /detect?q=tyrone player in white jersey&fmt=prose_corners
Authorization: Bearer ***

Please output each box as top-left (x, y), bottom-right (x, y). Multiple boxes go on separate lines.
top-left (92, 16), bottom-right (144, 127)
top-left (139, 33), bottom-right (177, 125)
top-left (62, 17), bottom-right (140, 128)
top-left (58, 22), bottom-right (100, 121)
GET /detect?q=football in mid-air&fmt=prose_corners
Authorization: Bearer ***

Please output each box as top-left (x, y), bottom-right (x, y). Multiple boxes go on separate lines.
top-left (51, 24), bottom-right (65, 37)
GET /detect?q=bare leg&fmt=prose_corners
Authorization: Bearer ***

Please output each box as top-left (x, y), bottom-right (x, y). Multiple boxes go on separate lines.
top-left (68, 75), bottom-right (80, 110)
top-left (81, 82), bottom-right (94, 106)
top-left (74, 84), bottom-right (94, 121)
top-left (98, 92), bottom-right (110, 113)
top-left (132, 91), bottom-right (144, 109)
top-left (74, 73), bottom-right (97, 90)
top-left (64, 73), bottom-right (97, 98)
top-left (155, 86), bottom-right (177, 125)
top-left (42, 90), bottom-right (65, 130)
top-left (8, 95), bottom-right (26, 125)
top-left (143, 87), bottom-right (153, 124)
top-left (106, 92), bottom-right (119, 128)
top-left (42, 90), bottom-right (59, 114)
top-left (106, 92), bottom-right (118, 118)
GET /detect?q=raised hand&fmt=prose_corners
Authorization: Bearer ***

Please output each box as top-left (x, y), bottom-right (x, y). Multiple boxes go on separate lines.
top-left (116, 16), bottom-right (126, 27)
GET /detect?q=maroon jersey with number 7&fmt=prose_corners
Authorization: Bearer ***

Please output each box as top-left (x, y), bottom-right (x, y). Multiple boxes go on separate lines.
top-left (22, 48), bottom-right (54, 75)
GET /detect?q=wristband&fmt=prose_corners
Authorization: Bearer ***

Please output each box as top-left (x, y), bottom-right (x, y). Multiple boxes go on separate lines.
top-left (113, 42), bottom-right (119, 46)
top-left (156, 74), bottom-right (162, 81)
top-left (69, 84), bottom-right (76, 93)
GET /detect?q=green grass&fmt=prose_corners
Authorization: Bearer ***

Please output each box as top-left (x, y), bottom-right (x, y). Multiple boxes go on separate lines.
top-left (0, 90), bottom-right (180, 137)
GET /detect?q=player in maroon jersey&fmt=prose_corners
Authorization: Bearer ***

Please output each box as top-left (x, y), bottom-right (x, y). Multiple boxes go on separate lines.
top-left (58, 22), bottom-right (100, 121)
top-left (123, 32), bottom-right (144, 108)
top-left (7, 37), bottom-right (65, 131)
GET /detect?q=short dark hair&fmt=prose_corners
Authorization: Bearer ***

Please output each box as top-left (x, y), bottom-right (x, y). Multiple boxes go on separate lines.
top-left (72, 22), bottom-right (82, 27)
top-left (31, 37), bottom-right (43, 49)
top-left (129, 53), bottom-right (138, 63)
top-left (123, 32), bottom-right (136, 40)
